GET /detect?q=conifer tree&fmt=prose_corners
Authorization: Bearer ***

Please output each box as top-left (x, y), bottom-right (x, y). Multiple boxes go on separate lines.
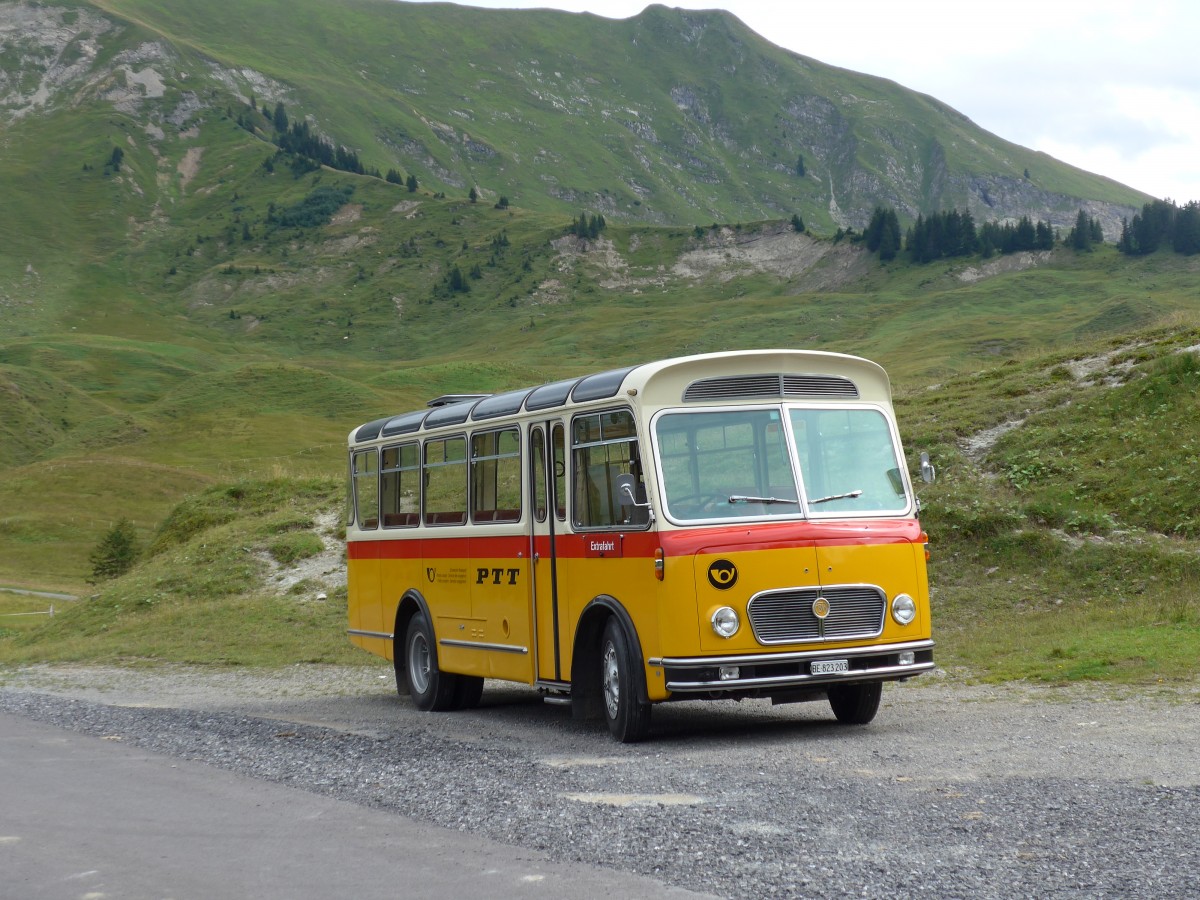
top-left (88, 519), bottom-right (138, 583)
top-left (1070, 209), bottom-right (1093, 251)
top-left (447, 265), bottom-right (469, 293)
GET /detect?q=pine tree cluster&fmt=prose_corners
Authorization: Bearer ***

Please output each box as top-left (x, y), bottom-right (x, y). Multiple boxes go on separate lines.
top-left (1117, 199), bottom-right (1200, 256)
top-left (860, 206), bottom-right (1082, 263)
top-left (569, 212), bottom-right (607, 240)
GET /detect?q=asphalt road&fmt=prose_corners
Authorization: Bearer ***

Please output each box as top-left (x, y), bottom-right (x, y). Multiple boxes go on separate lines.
top-left (0, 711), bottom-right (713, 900)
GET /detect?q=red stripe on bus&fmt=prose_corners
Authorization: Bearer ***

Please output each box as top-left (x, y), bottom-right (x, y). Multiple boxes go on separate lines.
top-left (658, 519), bottom-right (924, 555)
top-left (347, 518), bottom-right (923, 561)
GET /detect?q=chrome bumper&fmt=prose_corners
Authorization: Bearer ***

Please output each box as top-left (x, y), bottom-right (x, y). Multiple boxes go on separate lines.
top-left (650, 639), bottom-right (935, 693)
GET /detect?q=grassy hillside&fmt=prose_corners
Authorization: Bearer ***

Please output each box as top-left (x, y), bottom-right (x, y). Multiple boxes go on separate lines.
top-left (2, 0), bottom-right (1198, 683)
top-left (0, 477), bottom-right (361, 666)
top-left (899, 321), bottom-right (1200, 681)
top-left (5, 322), bottom-right (1199, 683)
top-left (3, 219), bottom-right (1200, 589)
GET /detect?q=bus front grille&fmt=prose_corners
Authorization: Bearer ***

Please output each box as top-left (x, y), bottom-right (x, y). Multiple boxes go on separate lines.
top-left (747, 585), bottom-right (886, 644)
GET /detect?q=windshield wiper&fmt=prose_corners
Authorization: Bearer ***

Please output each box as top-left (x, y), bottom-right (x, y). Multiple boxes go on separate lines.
top-left (809, 489), bottom-right (863, 505)
top-left (728, 494), bottom-right (798, 505)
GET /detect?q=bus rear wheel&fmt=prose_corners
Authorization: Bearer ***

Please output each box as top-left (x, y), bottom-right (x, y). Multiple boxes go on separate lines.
top-left (404, 615), bottom-right (458, 712)
top-left (600, 618), bottom-right (651, 743)
top-left (828, 681), bottom-right (882, 724)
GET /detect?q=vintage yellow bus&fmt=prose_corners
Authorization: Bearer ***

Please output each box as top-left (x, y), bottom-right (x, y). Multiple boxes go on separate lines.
top-left (345, 349), bottom-right (934, 741)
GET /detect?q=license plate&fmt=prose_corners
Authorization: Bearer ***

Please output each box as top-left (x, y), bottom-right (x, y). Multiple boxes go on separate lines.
top-left (811, 658), bottom-right (849, 675)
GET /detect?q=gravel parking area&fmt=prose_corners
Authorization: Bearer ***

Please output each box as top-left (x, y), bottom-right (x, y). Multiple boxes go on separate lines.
top-left (2, 665), bottom-right (1198, 899)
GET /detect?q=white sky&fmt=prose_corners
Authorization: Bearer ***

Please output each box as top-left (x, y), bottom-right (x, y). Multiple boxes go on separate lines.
top-left (407, 0), bottom-right (1200, 204)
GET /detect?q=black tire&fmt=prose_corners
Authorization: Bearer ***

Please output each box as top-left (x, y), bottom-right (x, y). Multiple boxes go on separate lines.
top-left (404, 615), bottom-right (458, 711)
top-left (599, 617), bottom-right (652, 743)
top-left (828, 681), bottom-right (883, 725)
top-left (451, 674), bottom-right (484, 710)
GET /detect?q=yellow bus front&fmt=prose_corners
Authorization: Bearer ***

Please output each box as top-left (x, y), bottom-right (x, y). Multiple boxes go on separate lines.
top-left (637, 401), bottom-right (934, 709)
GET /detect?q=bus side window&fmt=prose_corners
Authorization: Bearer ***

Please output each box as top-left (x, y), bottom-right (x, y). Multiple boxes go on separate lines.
top-left (471, 428), bottom-right (521, 523)
top-left (352, 448), bottom-right (379, 530)
top-left (571, 409), bottom-right (647, 530)
top-left (380, 442), bottom-right (420, 528)
top-left (424, 436), bottom-right (467, 526)
top-left (531, 427), bottom-right (547, 523)
top-left (552, 423), bottom-right (567, 521)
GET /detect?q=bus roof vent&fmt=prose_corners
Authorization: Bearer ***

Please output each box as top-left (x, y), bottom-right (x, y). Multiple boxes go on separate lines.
top-left (683, 373), bottom-right (859, 402)
top-left (781, 374), bottom-right (859, 399)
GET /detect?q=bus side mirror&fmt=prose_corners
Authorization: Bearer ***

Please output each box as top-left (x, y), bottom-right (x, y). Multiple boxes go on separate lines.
top-left (919, 452), bottom-right (936, 484)
top-left (616, 473), bottom-right (639, 506)
top-left (616, 473), bottom-right (651, 509)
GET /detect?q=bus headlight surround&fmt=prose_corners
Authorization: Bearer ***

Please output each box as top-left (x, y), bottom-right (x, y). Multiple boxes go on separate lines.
top-left (711, 606), bottom-right (740, 638)
top-left (891, 593), bottom-right (916, 626)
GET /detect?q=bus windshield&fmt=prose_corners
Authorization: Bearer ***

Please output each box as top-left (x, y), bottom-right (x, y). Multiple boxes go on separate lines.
top-left (654, 406), bottom-right (909, 522)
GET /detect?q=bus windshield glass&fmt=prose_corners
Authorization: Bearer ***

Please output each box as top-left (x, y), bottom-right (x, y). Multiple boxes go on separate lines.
top-left (654, 406), bottom-right (908, 522)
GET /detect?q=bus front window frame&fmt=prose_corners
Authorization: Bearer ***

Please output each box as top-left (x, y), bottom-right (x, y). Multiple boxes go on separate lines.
top-left (788, 403), bottom-right (911, 519)
top-left (653, 405), bottom-right (798, 525)
top-left (652, 403), bottom-right (913, 525)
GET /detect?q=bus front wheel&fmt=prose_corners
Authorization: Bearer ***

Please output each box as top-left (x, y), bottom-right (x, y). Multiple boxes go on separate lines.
top-left (600, 618), bottom-right (651, 743)
top-left (404, 615), bottom-right (457, 712)
top-left (828, 681), bottom-right (882, 725)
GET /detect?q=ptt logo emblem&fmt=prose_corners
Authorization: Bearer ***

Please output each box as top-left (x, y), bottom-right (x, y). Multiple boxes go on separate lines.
top-left (707, 559), bottom-right (738, 590)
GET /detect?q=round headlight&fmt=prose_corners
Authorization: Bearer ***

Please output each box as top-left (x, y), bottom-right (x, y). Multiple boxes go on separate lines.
top-left (891, 593), bottom-right (916, 625)
top-left (711, 606), bottom-right (740, 638)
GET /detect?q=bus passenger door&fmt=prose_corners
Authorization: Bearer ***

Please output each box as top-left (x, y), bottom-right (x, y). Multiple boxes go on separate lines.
top-left (529, 421), bottom-right (566, 683)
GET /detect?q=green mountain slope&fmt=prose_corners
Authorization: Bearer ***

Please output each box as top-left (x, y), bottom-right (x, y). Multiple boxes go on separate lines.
top-left (0, 0), bottom-right (1197, 618)
top-left (8, 0), bottom-right (1150, 234)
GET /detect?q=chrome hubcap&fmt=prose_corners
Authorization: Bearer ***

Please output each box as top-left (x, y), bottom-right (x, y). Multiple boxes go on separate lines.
top-left (602, 640), bottom-right (620, 719)
top-left (409, 631), bottom-right (430, 693)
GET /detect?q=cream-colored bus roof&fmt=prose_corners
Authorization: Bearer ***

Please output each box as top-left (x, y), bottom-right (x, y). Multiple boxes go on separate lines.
top-left (349, 349), bottom-right (891, 445)
top-left (625, 349), bottom-right (891, 408)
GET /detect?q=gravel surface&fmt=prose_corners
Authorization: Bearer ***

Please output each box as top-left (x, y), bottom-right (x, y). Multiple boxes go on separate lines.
top-left (3, 664), bottom-right (1198, 899)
